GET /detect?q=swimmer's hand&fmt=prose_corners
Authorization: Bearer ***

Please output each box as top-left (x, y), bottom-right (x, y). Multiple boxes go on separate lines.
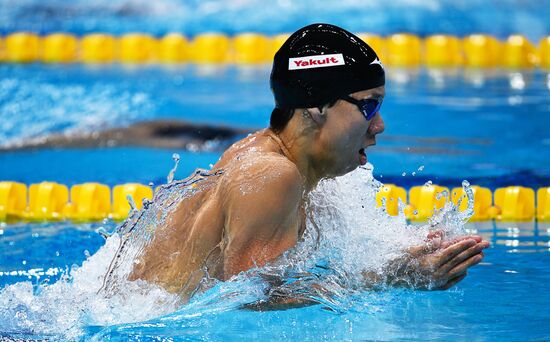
top-left (386, 232), bottom-right (490, 290)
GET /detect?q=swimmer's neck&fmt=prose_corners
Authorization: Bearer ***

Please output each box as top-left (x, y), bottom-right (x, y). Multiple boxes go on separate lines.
top-left (266, 122), bottom-right (325, 192)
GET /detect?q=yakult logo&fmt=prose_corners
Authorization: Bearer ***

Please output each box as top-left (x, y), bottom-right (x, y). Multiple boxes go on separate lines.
top-left (288, 53), bottom-right (345, 70)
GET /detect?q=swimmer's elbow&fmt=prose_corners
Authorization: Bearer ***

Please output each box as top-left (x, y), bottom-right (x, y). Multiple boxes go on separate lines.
top-left (241, 295), bottom-right (319, 311)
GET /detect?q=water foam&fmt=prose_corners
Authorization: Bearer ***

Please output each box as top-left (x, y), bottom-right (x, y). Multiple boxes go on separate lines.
top-left (0, 235), bottom-right (178, 339)
top-left (250, 165), bottom-right (471, 310)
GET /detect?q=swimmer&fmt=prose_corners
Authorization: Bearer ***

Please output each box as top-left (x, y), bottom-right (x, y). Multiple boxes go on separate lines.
top-left (127, 24), bottom-right (490, 307)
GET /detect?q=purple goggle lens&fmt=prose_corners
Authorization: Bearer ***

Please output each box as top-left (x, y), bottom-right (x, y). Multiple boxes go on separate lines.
top-left (341, 96), bottom-right (382, 121)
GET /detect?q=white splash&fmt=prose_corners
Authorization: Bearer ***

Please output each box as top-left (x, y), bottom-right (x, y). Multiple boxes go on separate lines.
top-left (0, 235), bottom-right (179, 340)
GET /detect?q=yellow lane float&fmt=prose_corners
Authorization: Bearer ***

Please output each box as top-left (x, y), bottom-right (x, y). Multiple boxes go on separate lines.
top-left (503, 35), bottom-right (538, 68)
top-left (65, 183), bottom-right (111, 221)
top-left (42, 33), bottom-right (78, 63)
top-left (376, 184), bottom-right (407, 216)
top-left (357, 33), bottom-right (386, 62)
top-left (451, 186), bottom-right (493, 221)
top-left (0, 182), bottom-right (27, 221)
top-left (405, 184), bottom-right (450, 221)
top-left (27, 182), bottom-right (69, 220)
top-left (0, 37), bottom-right (5, 61)
top-left (118, 33), bottom-right (157, 63)
top-left (463, 34), bottom-right (502, 67)
top-left (191, 33), bottom-right (230, 63)
top-left (111, 183), bottom-right (153, 220)
top-left (540, 36), bottom-right (550, 69)
top-left (386, 33), bottom-right (421, 67)
top-left (232, 33), bottom-right (270, 64)
top-left (81, 33), bottom-right (116, 63)
top-left (536, 187), bottom-right (550, 221)
top-left (158, 33), bottom-right (189, 63)
top-left (493, 186), bottom-right (535, 221)
top-left (425, 35), bottom-right (462, 67)
top-left (5, 32), bottom-right (40, 63)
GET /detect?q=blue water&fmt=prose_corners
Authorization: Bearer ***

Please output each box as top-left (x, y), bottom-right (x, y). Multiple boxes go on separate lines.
top-left (1, 0), bottom-right (550, 340)
top-left (1, 220), bottom-right (549, 340)
top-left (1, 0), bottom-right (550, 42)
top-left (1, 66), bottom-right (549, 339)
top-left (1, 65), bottom-right (550, 185)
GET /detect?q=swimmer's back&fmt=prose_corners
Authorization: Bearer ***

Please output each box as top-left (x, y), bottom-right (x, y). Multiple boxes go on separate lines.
top-left (129, 129), bottom-right (304, 297)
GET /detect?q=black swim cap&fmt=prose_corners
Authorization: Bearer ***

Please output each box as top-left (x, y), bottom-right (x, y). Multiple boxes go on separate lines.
top-left (270, 23), bottom-right (385, 110)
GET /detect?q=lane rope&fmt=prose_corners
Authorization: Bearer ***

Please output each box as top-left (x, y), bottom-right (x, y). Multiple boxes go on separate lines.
top-left (1, 181), bottom-right (548, 222)
top-left (1, 32), bottom-right (549, 68)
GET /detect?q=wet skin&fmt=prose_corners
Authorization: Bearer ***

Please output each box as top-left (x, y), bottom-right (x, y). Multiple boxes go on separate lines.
top-left (129, 86), bottom-right (490, 299)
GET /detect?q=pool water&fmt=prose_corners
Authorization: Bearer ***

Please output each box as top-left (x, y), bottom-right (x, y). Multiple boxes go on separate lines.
top-left (1, 65), bottom-right (549, 185)
top-left (1, 66), bottom-right (550, 342)
top-left (1, 182), bottom-right (549, 341)
top-left (2, 0), bottom-right (549, 41)
top-left (2, 0), bottom-right (550, 340)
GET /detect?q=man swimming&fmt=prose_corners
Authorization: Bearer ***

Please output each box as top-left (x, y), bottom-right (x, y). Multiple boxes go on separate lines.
top-left (126, 24), bottom-right (490, 305)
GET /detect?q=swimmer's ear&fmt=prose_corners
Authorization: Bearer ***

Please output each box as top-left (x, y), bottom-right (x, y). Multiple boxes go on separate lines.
top-left (304, 107), bottom-right (327, 126)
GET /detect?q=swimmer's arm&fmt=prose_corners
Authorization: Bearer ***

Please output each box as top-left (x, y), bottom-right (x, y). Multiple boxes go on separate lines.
top-left (241, 273), bottom-right (326, 311)
top-left (221, 161), bottom-right (303, 279)
top-left (242, 294), bottom-right (318, 311)
top-left (362, 234), bottom-right (490, 290)
top-left (222, 162), bottom-right (320, 310)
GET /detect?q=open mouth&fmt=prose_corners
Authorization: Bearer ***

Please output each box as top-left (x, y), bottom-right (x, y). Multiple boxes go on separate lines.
top-left (358, 148), bottom-right (367, 165)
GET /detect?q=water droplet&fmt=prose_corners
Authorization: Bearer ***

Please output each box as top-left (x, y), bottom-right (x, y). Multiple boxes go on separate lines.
top-left (148, 182), bottom-right (154, 187)
top-left (418, 165), bottom-right (425, 171)
top-left (96, 227), bottom-right (111, 239)
top-left (126, 194), bottom-right (137, 211)
top-left (424, 180), bottom-right (433, 187)
top-left (167, 153), bottom-right (181, 183)
top-left (55, 251), bottom-right (60, 257)
top-left (401, 172), bottom-right (406, 176)
top-left (412, 172), bottom-right (416, 176)
top-left (22, 260), bottom-right (27, 265)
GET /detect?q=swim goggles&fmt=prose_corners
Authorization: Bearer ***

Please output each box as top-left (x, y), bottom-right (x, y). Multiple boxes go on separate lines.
top-left (340, 95), bottom-right (382, 121)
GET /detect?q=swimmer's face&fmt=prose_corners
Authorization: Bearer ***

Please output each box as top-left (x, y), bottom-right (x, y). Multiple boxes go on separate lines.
top-left (315, 86), bottom-right (385, 177)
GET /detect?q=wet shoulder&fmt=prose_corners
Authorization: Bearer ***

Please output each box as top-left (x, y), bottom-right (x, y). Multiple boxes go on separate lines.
top-left (220, 150), bottom-right (303, 202)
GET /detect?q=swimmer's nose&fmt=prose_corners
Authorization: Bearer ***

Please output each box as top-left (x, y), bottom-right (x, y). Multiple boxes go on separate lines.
top-left (368, 112), bottom-right (385, 135)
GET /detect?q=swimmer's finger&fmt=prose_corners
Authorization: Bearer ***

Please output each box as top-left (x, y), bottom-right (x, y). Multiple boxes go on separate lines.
top-left (435, 239), bottom-right (477, 267)
top-left (440, 235), bottom-right (482, 249)
top-left (407, 242), bottom-right (439, 256)
top-left (446, 253), bottom-right (483, 280)
top-left (426, 230), bottom-right (444, 241)
top-left (440, 241), bottom-right (489, 273)
top-left (439, 273), bottom-right (467, 290)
